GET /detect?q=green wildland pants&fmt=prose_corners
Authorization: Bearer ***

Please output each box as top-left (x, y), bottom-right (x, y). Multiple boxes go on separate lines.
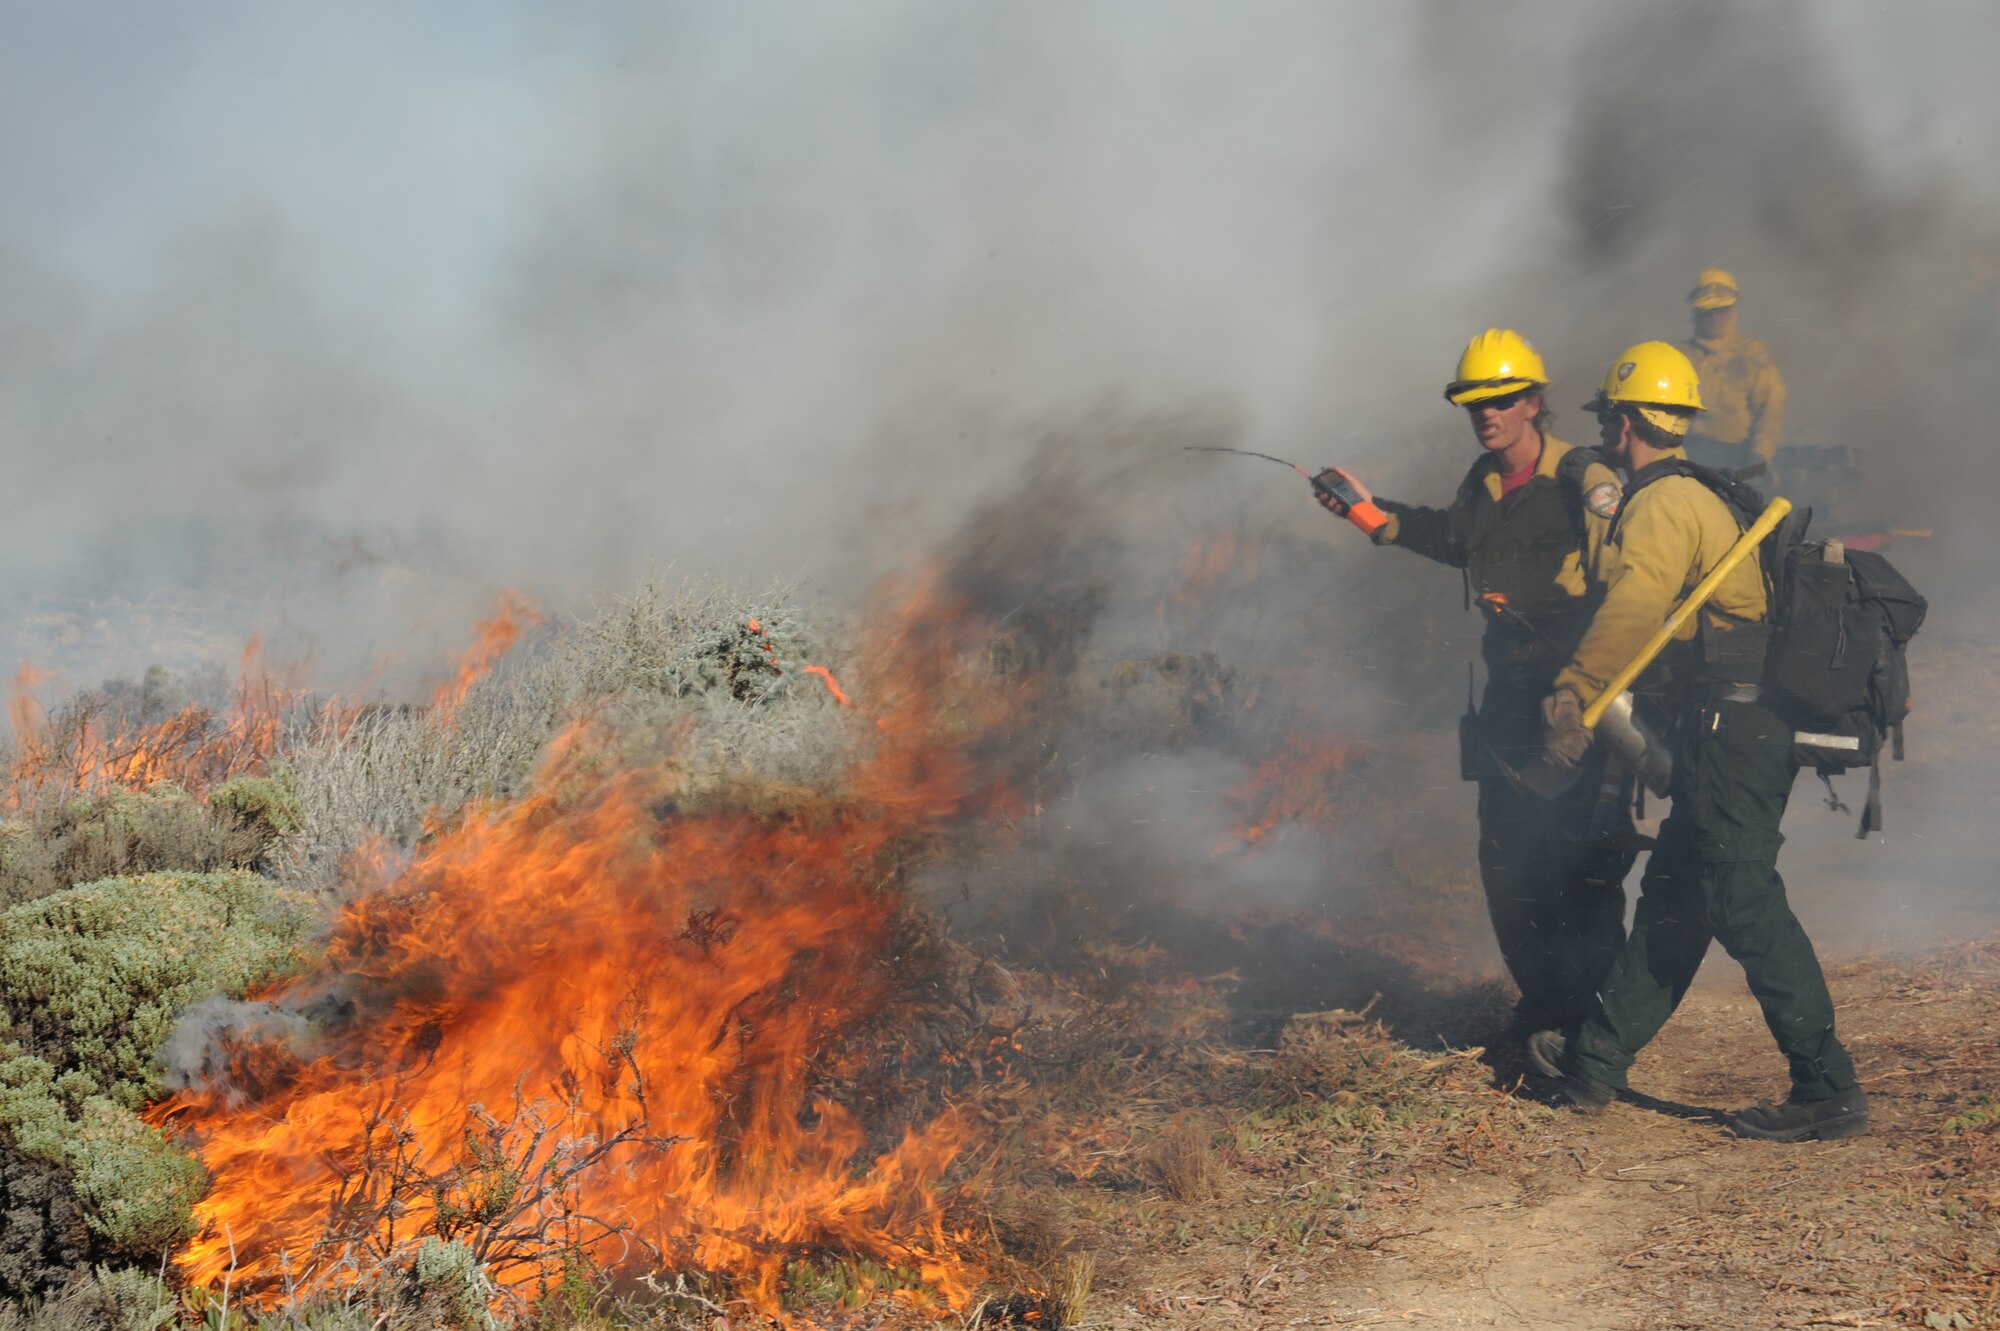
top-left (1472, 676), bottom-right (1633, 1034)
top-left (1569, 694), bottom-right (1859, 1100)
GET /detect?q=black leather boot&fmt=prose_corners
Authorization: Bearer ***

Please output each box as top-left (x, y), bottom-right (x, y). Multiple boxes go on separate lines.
top-left (1525, 1030), bottom-right (1615, 1110)
top-left (1727, 1087), bottom-right (1869, 1142)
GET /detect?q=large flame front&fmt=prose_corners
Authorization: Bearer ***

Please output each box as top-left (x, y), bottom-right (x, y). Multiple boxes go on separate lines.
top-left (150, 580), bottom-right (1019, 1314)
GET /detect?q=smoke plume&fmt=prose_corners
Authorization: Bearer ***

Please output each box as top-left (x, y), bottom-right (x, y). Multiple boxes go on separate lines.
top-left (2, 1), bottom-right (1996, 948)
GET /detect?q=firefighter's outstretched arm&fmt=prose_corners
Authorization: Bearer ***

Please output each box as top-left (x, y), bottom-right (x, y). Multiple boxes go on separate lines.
top-left (1330, 468), bottom-right (1471, 569)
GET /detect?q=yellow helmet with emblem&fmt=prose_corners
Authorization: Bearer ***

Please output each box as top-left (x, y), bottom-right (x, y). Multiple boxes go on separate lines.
top-left (1687, 267), bottom-right (1739, 309)
top-left (1586, 340), bottom-right (1704, 436)
top-left (1443, 328), bottom-right (1549, 406)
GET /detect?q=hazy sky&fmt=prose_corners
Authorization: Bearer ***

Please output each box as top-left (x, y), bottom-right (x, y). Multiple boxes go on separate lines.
top-left (1, 1), bottom-right (1995, 682)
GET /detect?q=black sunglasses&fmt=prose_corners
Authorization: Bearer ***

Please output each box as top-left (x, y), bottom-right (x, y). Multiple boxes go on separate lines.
top-left (1468, 389), bottom-right (1531, 412)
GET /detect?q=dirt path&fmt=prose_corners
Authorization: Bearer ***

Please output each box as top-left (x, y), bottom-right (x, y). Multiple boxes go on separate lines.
top-left (1084, 945), bottom-right (1999, 1330)
top-left (1072, 619), bottom-right (1999, 1330)
top-left (1329, 957), bottom-right (1990, 1329)
top-left (1334, 972), bottom-right (1874, 1330)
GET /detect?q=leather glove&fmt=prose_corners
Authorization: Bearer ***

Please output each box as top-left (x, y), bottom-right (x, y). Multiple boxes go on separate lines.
top-left (1540, 687), bottom-right (1592, 773)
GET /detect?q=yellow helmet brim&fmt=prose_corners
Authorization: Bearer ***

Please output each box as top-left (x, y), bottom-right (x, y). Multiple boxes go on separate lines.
top-left (1444, 378), bottom-right (1540, 407)
top-left (1689, 286), bottom-right (1738, 310)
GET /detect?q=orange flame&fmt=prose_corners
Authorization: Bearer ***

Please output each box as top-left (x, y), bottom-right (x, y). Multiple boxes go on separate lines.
top-left (5, 650), bottom-right (301, 801)
top-left (1225, 733), bottom-right (1348, 851)
top-left (745, 617), bottom-right (852, 708)
top-left (7, 663), bottom-right (48, 748)
top-left (432, 592), bottom-right (539, 717)
top-left (151, 576), bottom-right (1022, 1316)
top-left (802, 664), bottom-right (850, 707)
top-left (1175, 529), bottom-right (1253, 605)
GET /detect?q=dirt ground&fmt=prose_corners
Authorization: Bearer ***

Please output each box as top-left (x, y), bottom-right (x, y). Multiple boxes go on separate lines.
top-left (1042, 942), bottom-right (1999, 1331)
top-left (1023, 594), bottom-right (2000, 1331)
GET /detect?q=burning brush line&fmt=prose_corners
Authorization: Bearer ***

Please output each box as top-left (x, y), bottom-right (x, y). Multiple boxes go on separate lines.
top-left (146, 576), bottom-right (1018, 1315)
top-left (3, 594), bottom-right (543, 803)
top-left (5, 639), bottom-right (307, 801)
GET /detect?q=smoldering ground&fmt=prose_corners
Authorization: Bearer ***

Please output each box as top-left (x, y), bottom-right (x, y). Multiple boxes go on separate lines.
top-left (3, 2), bottom-right (1998, 948)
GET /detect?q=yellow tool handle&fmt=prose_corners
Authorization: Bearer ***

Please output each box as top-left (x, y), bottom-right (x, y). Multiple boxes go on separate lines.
top-left (1581, 496), bottom-right (1793, 729)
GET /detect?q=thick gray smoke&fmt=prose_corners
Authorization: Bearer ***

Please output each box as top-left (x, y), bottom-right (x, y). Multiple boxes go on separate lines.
top-left (2, 2), bottom-right (1995, 952)
top-left (1534, 0), bottom-right (2000, 945)
top-left (4, 4), bottom-right (1992, 657)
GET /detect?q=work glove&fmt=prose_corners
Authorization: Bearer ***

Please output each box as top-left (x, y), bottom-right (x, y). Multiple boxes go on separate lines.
top-left (1540, 687), bottom-right (1593, 775)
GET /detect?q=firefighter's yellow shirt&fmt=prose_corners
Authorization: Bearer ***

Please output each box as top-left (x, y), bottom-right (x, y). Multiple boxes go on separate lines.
top-left (1554, 451), bottom-right (1769, 707)
top-left (1679, 334), bottom-right (1787, 461)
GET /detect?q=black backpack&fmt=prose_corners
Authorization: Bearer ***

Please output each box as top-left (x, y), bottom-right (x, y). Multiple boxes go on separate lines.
top-left (1621, 458), bottom-right (1928, 836)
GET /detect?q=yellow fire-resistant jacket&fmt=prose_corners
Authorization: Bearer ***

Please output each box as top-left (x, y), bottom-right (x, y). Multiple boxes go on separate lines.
top-left (1553, 448), bottom-right (1769, 708)
top-left (1372, 436), bottom-right (1623, 631)
top-left (1678, 334), bottom-right (1787, 462)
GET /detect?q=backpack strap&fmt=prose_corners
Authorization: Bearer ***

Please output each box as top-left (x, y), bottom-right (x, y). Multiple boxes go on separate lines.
top-left (1609, 455), bottom-right (1789, 685)
top-left (1607, 457), bottom-right (1687, 542)
top-left (1552, 443), bottom-right (1611, 545)
top-left (1858, 753), bottom-right (1883, 839)
top-left (1612, 456), bottom-right (1765, 533)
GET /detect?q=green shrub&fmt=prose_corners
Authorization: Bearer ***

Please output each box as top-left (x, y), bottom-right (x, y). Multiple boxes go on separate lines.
top-left (0, 787), bottom-right (279, 909)
top-left (400, 1239), bottom-right (495, 1330)
top-left (207, 774), bottom-right (303, 840)
top-left (0, 1265), bottom-right (176, 1331)
top-left (64, 1100), bottom-right (206, 1255)
top-left (0, 872), bottom-right (318, 1288)
top-left (0, 871), bottom-right (317, 1107)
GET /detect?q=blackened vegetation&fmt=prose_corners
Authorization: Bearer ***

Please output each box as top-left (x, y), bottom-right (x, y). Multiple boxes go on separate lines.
top-left (0, 1146), bottom-right (90, 1304)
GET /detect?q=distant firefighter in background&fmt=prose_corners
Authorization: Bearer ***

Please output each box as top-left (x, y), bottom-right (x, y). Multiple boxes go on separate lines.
top-left (1678, 268), bottom-right (1787, 476)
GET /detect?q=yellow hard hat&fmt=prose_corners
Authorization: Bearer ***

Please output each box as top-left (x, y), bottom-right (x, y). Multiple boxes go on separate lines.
top-left (1443, 328), bottom-right (1549, 406)
top-left (1587, 340), bottom-right (1704, 435)
top-left (1687, 267), bottom-right (1739, 309)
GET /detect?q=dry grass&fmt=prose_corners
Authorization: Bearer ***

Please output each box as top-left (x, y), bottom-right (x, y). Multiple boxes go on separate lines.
top-left (1038, 1251), bottom-right (1094, 1329)
top-left (1144, 1120), bottom-right (1225, 1203)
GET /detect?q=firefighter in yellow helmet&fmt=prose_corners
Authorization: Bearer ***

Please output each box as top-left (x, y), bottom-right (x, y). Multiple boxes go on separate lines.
top-left (1528, 340), bottom-right (1866, 1142)
top-left (1319, 329), bottom-right (1633, 1046)
top-left (1677, 268), bottom-right (1787, 473)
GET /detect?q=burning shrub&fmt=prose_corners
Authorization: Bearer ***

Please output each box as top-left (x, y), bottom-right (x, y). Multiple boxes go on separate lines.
top-left (271, 578), bottom-right (851, 887)
top-left (560, 580), bottom-right (825, 702)
top-left (1089, 651), bottom-right (1240, 753)
top-left (139, 576), bottom-right (1053, 1320)
top-left (5, 650), bottom-right (297, 807)
top-left (0, 871), bottom-right (316, 1292)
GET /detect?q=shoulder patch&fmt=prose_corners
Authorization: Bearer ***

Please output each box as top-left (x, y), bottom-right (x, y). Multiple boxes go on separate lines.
top-left (1585, 481), bottom-right (1622, 519)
